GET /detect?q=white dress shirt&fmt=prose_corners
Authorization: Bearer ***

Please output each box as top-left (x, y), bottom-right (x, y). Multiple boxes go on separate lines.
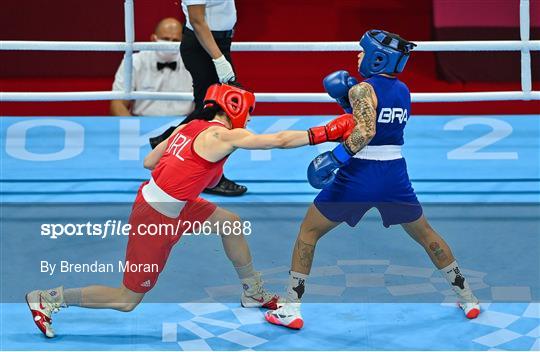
top-left (112, 51), bottom-right (194, 116)
top-left (182, 0), bottom-right (237, 31)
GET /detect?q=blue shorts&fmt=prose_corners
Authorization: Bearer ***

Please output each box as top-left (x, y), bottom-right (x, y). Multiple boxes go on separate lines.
top-left (314, 158), bottom-right (422, 228)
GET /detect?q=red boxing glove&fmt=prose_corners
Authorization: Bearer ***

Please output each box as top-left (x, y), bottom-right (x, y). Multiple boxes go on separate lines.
top-left (308, 114), bottom-right (356, 145)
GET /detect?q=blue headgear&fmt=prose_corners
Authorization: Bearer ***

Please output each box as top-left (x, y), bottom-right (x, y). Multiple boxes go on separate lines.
top-left (359, 30), bottom-right (416, 78)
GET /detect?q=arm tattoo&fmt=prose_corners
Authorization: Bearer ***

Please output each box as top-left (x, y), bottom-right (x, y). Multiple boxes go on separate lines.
top-left (296, 239), bottom-right (316, 271)
top-left (345, 83), bottom-right (377, 154)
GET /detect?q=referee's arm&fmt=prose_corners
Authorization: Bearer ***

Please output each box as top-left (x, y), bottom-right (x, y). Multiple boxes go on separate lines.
top-left (110, 100), bottom-right (132, 116)
top-left (187, 5), bottom-right (223, 59)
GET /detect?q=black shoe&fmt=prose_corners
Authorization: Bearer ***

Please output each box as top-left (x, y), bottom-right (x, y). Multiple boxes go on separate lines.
top-left (203, 176), bottom-right (247, 196)
top-left (149, 110), bottom-right (203, 148)
top-left (149, 126), bottom-right (177, 149)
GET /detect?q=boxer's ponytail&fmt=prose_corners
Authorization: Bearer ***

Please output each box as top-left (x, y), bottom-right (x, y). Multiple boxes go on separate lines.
top-left (182, 104), bottom-right (224, 124)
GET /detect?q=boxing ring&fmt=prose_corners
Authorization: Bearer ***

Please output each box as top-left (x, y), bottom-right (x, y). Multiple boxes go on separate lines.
top-left (1, 0), bottom-right (539, 350)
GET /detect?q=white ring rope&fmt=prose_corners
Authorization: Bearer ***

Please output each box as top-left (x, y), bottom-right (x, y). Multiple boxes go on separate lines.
top-left (0, 0), bottom-right (537, 103)
top-left (2, 91), bottom-right (538, 103)
top-left (2, 40), bottom-right (539, 52)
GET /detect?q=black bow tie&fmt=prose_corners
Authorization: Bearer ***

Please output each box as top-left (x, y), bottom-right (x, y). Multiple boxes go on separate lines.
top-left (157, 62), bottom-right (177, 71)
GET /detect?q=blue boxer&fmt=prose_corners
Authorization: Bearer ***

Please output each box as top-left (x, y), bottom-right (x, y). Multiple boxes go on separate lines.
top-left (313, 70), bottom-right (422, 228)
top-left (266, 30), bottom-right (480, 331)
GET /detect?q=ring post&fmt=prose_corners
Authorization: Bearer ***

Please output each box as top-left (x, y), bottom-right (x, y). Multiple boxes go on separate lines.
top-left (519, 0), bottom-right (532, 100)
top-left (123, 0), bottom-right (135, 100)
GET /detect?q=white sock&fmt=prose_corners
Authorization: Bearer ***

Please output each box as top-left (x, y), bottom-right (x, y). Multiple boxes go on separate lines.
top-left (287, 271), bottom-right (308, 303)
top-left (439, 261), bottom-right (476, 302)
top-left (241, 271), bottom-right (261, 295)
top-left (63, 288), bottom-right (82, 307)
top-left (234, 261), bottom-right (254, 280)
top-left (45, 286), bottom-right (66, 305)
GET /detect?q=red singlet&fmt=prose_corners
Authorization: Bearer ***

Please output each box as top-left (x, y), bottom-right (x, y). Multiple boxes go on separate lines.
top-left (151, 119), bottom-right (228, 200)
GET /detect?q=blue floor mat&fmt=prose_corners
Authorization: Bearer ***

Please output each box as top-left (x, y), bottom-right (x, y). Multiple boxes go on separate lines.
top-left (1, 115), bottom-right (539, 350)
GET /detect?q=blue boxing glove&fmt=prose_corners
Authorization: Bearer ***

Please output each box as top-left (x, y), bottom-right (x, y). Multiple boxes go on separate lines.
top-left (323, 70), bottom-right (358, 113)
top-left (307, 143), bottom-right (354, 189)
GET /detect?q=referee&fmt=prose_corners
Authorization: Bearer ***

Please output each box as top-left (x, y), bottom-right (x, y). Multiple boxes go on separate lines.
top-left (181, 0), bottom-right (236, 109)
top-left (150, 0), bottom-right (246, 196)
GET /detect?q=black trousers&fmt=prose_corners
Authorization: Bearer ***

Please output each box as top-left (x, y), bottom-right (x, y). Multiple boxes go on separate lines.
top-left (149, 28), bottom-right (234, 148)
top-left (181, 27), bottom-right (234, 113)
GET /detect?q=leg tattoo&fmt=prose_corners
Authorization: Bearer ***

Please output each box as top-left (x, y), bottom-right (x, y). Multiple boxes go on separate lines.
top-left (429, 241), bottom-right (449, 263)
top-left (296, 239), bottom-right (315, 271)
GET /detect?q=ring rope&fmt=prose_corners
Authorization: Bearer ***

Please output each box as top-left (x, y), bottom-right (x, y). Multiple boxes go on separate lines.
top-left (0, 0), bottom-right (537, 103)
top-left (1, 40), bottom-right (539, 52)
top-left (1, 91), bottom-right (538, 103)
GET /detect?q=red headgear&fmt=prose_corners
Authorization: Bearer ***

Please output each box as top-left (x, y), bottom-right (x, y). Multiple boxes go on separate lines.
top-left (203, 84), bottom-right (256, 129)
